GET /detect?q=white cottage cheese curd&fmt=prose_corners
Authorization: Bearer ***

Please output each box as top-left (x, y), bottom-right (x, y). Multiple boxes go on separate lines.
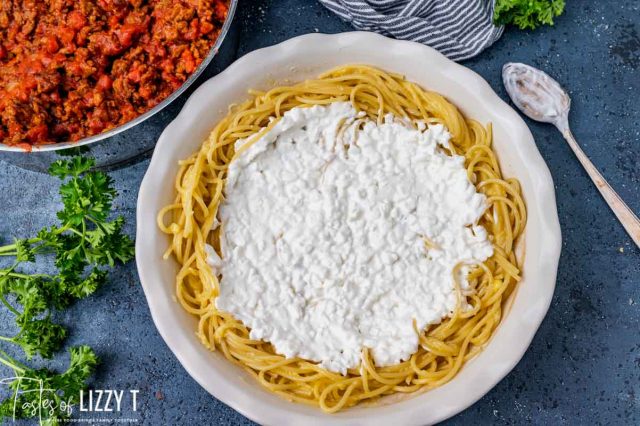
top-left (207, 102), bottom-right (493, 374)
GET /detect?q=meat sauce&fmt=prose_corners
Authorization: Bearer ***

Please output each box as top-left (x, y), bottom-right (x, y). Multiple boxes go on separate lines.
top-left (0, 0), bottom-right (229, 148)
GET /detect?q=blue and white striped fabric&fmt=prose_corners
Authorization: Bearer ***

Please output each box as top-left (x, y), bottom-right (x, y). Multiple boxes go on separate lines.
top-left (318, 0), bottom-right (503, 61)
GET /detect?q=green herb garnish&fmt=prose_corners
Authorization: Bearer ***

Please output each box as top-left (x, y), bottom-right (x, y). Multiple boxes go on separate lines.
top-left (494, 0), bottom-right (565, 30)
top-left (0, 157), bottom-right (134, 423)
top-left (0, 346), bottom-right (98, 424)
top-left (0, 157), bottom-right (133, 359)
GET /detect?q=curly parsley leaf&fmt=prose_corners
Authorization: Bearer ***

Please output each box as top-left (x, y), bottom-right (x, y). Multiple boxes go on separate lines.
top-left (54, 345), bottom-right (99, 394)
top-left (14, 239), bottom-right (36, 263)
top-left (66, 268), bottom-right (108, 300)
top-left (86, 217), bottom-right (136, 266)
top-left (494, 0), bottom-right (565, 30)
top-left (49, 156), bottom-right (95, 179)
top-left (2, 276), bottom-right (49, 319)
top-left (13, 317), bottom-right (67, 360)
top-left (57, 170), bottom-right (116, 226)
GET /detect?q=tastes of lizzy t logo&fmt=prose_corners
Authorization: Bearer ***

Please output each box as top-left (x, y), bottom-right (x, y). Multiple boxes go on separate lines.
top-left (1, 376), bottom-right (139, 423)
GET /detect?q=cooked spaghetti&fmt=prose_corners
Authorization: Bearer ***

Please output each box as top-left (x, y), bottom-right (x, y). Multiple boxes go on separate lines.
top-left (157, 65), bottom-right (527, 413)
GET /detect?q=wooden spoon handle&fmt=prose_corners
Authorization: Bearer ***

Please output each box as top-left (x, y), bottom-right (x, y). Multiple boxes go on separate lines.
top-left (562, 128), bottom-right (640, 248)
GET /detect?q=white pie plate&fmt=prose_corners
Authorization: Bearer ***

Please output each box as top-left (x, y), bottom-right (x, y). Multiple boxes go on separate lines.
top-left (136, 32), bottom-right (562, 425)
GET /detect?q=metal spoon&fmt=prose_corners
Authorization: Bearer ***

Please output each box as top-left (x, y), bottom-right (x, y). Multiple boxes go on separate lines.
top-left (503, 62), bottom-right (640, 248)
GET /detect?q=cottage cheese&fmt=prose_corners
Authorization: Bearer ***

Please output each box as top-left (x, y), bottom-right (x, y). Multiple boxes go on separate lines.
top-left (209, 102), bottom-right (493, 374)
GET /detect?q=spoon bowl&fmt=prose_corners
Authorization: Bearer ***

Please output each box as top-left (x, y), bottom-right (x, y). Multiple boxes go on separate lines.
top-left (502, 63), bottom-right (571, 130)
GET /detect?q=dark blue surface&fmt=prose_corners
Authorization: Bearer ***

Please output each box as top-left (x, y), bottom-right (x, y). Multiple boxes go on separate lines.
top-left (1, 0), bottom-right (639, 424)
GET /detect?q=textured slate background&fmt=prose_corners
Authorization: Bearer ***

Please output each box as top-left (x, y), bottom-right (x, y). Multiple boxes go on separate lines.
top-left (0, 0), bottom-right (639, 424)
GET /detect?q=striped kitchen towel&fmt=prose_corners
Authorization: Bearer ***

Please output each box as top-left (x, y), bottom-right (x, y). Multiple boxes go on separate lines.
top-left (318, 0), bottom-right (503, 61)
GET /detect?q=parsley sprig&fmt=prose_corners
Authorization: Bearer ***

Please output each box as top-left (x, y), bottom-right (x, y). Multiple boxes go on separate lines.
top-left (0, 157), bottom-right (133, 359)
top-left (494, 0), bottom-right (565, 30)
top-left (0, 157), bottom-right (134, 423)
top-left (0, 346), bottom-right (98, 424)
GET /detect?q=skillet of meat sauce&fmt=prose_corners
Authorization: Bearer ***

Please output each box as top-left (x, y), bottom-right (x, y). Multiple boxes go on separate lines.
top-left (0, 0), bottom-right (229, 148)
